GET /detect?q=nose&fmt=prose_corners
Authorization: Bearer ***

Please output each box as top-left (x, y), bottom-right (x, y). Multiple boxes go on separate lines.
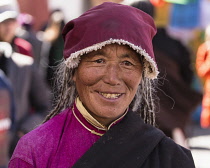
top-left (103, 63), bottom-right (121, 86)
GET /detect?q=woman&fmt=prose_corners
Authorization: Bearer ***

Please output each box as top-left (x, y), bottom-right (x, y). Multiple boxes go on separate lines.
top-left (9, 2), bottom-right (195, 168)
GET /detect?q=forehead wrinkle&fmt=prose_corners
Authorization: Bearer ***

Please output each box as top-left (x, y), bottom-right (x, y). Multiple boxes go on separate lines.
top-left (102, 44), bottom-right (136, 58)
top-left (82, 49), bottom-right (105, 60)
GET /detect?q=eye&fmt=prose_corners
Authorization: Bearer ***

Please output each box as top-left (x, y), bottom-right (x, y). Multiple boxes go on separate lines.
top-left (122, 60), bottom-right (134, 66)
top-left (93, 58), bottom-right (105, 64)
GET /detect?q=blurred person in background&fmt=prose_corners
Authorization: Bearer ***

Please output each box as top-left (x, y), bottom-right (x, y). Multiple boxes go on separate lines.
top-left (9, 3), bottom-right (195, 168)
top-left (0, 42), bottom-right (51, 157)
top-left (0, 69), bottom-right (14, 168)
top-left (196, 25), bottom-right (210, 128)
top-left (16, 13), bottom-right (42, 66)
top-left (131, 0), bottom-right (202, 148)
top-left (38, 9), bottom-right (65, 89)
top-left (0, 0), bottom-right (33, 57)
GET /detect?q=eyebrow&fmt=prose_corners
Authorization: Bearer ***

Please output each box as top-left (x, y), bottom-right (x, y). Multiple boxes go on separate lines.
top-left (120, 53), bottom-right (140, 61)
top-left (122, 53), bottom-right (143, 65)
top-left (84, 48), bottom-right (141, 62)
top-left (121, 53), bottom-right (132, 58)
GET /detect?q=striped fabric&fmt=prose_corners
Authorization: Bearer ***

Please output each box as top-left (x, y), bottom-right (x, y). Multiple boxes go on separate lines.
top-left (164, 0), bottom-right (196, 4)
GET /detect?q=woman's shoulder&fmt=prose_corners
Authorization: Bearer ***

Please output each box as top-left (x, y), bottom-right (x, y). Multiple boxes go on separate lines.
top-left (10, 108), bottom-right (73, 164)
top-left (23, 108), bottom-right (72, 141)
top-left (157, 136), bottom-right (195, 167)
top-left (159, 136), bottom-right (191, 154)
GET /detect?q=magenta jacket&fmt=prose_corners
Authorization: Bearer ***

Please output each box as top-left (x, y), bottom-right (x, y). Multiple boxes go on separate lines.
top-left (9, 104), bottom-right (101, 168)
top-left (9, 103), bottom-right (195, 168)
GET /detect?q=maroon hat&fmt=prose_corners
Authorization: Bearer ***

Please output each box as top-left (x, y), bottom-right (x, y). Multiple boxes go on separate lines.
top-left (62, 2), bottom-right (158, 79)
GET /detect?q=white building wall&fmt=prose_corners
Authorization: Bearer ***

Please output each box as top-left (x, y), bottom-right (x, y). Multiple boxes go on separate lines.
top-left (48, 0), bottom-right (143, 23)
top-left (48, 0), bottom-right (84, 23)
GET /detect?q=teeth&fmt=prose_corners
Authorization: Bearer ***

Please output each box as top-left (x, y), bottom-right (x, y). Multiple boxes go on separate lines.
top-left (100, 93), bottom-right (121, 99)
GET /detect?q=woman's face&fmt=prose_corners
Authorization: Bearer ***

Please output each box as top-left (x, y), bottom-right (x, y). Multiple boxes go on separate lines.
top-left (73, 44), bottom-right (142, 126)
top-left (0, 19), bottom-right (17, 43)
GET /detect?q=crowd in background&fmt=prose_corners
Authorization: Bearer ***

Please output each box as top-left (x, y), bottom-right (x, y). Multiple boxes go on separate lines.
top-left (0, 0), bottom-right (209, 167)
top-left (0, 1), bottom-right (62, 167)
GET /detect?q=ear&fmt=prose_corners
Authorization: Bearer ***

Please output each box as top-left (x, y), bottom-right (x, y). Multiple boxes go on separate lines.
top-left (138, 73), bottom-right (143, 85)
top-left (73, 69), bottom-right (77, 82)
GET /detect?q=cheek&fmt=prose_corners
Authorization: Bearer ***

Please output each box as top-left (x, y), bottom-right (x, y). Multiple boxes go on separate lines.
top-left (125, 72), bottom-right (142, 90)
top-left (0, 26), bottom-right (6, 35)
top-left (74, 68), bottom-right (102, 86)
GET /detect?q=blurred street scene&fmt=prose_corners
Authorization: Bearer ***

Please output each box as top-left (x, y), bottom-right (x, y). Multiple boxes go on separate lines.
top-left (189, 123), bottom-right (210, 168)
top-left (1, 0), bottom-right (210, 167)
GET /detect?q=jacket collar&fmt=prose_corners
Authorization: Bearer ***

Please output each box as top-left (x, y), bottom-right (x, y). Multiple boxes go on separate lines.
top-left (73, 111), bottom-right (165, 167)
top-left (74, 97), bottom-right (127, 135)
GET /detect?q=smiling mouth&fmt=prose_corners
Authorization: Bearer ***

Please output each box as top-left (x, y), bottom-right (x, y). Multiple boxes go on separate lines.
top-left (99, 92), bottom-right (122, 99)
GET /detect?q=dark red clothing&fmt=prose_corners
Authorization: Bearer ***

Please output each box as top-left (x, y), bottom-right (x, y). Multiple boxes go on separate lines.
top-left (13, 37), bottom-right (33, 57)
top-left (9, 104), bottom-right (195, 168)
